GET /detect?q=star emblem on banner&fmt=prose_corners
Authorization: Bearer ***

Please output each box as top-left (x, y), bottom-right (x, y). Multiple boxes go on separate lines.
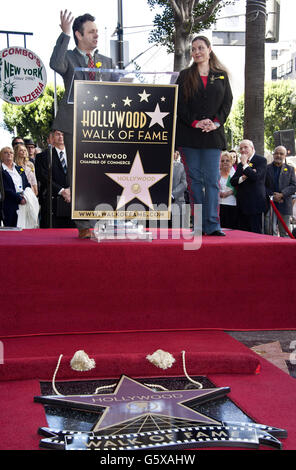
top-left (105, 150), bottom-right (167, 210)
top-left (138, 89), bottom-right (151, 102)
top-left (35, 376), bottom-right (229, 433)
top-left (145, 103), bottom-right (170, 128)
top-left (122, 96), bottom-right (132, 106)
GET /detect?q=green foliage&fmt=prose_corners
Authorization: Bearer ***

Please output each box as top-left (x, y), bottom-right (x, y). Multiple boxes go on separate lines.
top-left (227, 80), bottom-right (296, 151)
top-left (147, 0), bottom-right (230, 53)
top-left (225, 94), bottom-right (244, 148)
top-left (2, 84), bottom-right (64, 148)
top-left (264, 80), bottom-right (296, 151)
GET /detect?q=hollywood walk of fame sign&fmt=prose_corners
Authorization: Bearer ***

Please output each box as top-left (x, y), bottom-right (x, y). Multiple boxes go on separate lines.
top-left (72, 80), bottom-right (178, 220)
top-left (34, 375), bottom-right (287, 450)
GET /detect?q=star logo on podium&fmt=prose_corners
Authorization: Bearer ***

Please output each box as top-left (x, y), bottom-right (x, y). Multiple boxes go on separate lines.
top-left (105, 150), bottom-right (167, 210)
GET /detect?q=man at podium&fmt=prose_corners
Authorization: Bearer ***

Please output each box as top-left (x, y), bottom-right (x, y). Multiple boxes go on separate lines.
top-left (50, 10), bottom-right (114, 238)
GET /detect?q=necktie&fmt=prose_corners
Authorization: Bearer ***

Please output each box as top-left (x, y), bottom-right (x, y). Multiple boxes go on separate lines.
top-left (87, 53), bottom-right (96, 80)
top-left (59, 151), bottom-right (67, 174)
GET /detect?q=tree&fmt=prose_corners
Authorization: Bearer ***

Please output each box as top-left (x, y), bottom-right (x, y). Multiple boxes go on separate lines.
top-left (147, 0), bottom-right (233, 71)
top-left (226, 80), bottom-right (296, 152)
top-left (2, 84), bottom-right (64, 148)
top-left (225, 94), bottom-right (244, 148)
top-left (264, 80), bottom-right (296, 151)
top-left (244, 0), bottom-right (266, 155)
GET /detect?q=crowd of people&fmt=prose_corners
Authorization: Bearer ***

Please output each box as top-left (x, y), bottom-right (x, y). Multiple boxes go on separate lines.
top-left (0, 133), bottom-right (295, 237)
top-left (218, 142), bottom-right (296, 237)
top-left (0, 10), bottom-right (295, 238)
top-left (0, 132), bottom-right (75, 230)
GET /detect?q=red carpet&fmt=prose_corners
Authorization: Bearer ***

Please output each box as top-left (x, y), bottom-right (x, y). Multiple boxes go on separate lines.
top-left (0, 330), bottom-right (260, 381)
top-left (0, 228), bottom-right (295, 335)
top-left (1, 342), bottom-right (296, 450)
top-left (209, 356), bottom-right (296, 451)
top-left (0, 228), bottom-right (296, 450)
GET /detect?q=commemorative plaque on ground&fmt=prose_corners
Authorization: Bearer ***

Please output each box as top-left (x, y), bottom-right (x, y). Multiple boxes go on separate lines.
top-left (35, 375), bottom-right (287, 450)
top-left (72, 80), bottom-right (178, 222)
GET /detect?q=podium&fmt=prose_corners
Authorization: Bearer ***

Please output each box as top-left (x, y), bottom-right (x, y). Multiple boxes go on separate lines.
top-left (69, 69), bottom-right (180, 240)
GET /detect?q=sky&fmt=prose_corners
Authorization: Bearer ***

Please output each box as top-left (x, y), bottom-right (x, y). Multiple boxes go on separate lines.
top-left (0, 0), bottom-right (170, 143)
top-left (0, 0), bottom-right (170, 84)
top-left (0, 0), bottom-right (295, 143)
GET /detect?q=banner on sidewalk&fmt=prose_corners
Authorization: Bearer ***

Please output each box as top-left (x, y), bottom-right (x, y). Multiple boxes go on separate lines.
top-left (72, 81), bottom-right (178, 220)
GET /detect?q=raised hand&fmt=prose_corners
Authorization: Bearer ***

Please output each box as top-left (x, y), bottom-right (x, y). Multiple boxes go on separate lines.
top-left (60, 9), bottom-right (74, 35)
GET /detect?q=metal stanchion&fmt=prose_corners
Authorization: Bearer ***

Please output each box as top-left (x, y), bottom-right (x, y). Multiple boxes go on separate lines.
top-left (269, 196), bottom-right (274, 235)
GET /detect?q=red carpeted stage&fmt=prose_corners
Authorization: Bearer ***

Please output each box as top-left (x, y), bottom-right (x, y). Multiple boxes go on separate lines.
top-left (0, 228), bottom-right (296, 450)
top-left (0, 228), bottom-right (295, 335)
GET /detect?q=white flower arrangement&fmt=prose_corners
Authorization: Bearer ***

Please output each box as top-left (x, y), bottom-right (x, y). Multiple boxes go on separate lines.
top-left (146, 349), bottom-right (176, 370)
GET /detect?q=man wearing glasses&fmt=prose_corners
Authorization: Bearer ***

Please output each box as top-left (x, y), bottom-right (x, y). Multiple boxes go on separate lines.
top-left (265, 145), bottom-right (296, 237)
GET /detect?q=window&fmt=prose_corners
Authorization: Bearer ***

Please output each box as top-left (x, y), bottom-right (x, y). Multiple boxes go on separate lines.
top-left (271, 67), bottom-right (278, 80)
top-left (278, 64), bottom-right (285, 77)
top-left (212, 31), bottom-right (245, 46)
top-left (286, 60), bottom-right (293, 74)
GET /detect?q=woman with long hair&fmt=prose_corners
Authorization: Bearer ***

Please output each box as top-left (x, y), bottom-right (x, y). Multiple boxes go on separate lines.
top-left (219, 151), bottom-right (237, 229)
top-left (14, 144), bottom-right (38, 196)
top-left (176, 35), bottom-right (233, 235)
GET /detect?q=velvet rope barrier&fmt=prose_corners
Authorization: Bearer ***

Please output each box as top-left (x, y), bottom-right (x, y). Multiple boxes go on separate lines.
top-left (269, 199), bottom-right (295, 239)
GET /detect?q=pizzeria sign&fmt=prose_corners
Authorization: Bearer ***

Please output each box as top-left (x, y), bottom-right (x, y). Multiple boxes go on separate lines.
top-left (0, 46), bottom-right (47, 105)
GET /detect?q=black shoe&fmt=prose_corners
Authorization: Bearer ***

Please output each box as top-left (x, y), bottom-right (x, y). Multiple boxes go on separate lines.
top-left (208, 230), bottom-right (226, 236)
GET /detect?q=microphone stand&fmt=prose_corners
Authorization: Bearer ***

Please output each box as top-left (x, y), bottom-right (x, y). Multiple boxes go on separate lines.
top-left (48, 144), bottom-right (53, 228)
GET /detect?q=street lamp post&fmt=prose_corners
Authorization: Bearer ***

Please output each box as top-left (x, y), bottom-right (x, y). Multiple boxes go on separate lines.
top-left (117, 0), bottom-right (124, 69)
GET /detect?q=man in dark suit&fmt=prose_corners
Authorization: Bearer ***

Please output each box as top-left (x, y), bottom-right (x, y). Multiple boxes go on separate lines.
top-left (230, 139), bottom-right (267, 234)
top-left (171, 150), bottom-right (189, 228)
top-left (264, 145), bottom-right (296, 237)
top-left (35, 130), bottom-right (75, 228)
top-left (50, 10), bottom-right (114, 238)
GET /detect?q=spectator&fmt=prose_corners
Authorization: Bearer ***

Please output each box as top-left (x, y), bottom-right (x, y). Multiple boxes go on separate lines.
top-left (14, 144), bottom-right (38, 196)
top-left (230, 139), bottom-right (267, 234)
top-left (171, 150), bottom-right (189, 228)
top-left (35, 130), bottom-right (75, 228)
top-left (11, 136), bottom-right (24, 148)
top-left (219, 151), bottom-right (237, 229)
top-left (0, 160), bottom-right (4, 224)
top-left (0, 146), bottom-right (30, 227)
top-left (265, 145), bottom-right (296, 237)
top-left (24, 138), bottom-right (37, 163)
top-left (229, 149), bottom-right (239, 170)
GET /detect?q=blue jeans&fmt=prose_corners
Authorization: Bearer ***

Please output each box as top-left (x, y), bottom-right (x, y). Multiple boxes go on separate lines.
top-left (180, 147), bottom-right (222, 233)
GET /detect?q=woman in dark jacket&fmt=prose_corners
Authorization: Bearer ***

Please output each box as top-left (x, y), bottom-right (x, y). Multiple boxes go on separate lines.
top-left (0, 146), bottom-right (30, 227)
top-left (176, 36), bottom-right (233, 235)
